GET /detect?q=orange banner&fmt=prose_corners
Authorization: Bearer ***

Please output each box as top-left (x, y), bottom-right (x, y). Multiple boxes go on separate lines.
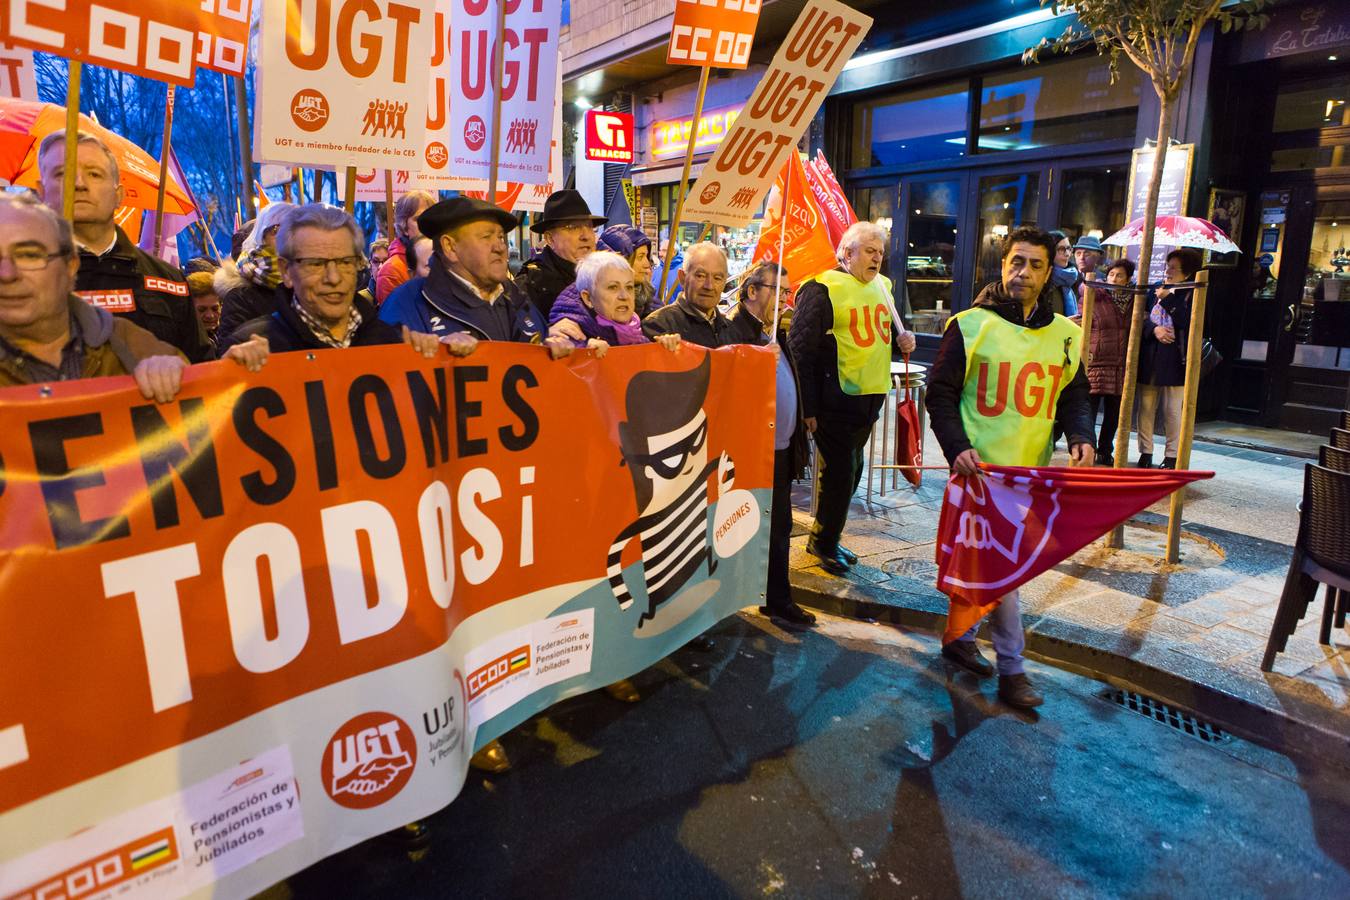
top-left (667, 0), bottom-right (763, 69)
top-left (0, 341), bottom-right (774, 897)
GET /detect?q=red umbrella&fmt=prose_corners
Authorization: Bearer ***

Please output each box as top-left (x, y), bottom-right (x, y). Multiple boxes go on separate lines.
top-left (0, 98), bottom-right (194, 214)
top-left (1103, 215), bottom-right (1239, 254)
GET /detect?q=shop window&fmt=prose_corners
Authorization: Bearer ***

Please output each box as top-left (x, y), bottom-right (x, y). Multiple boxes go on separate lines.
top-left (1272, 75), bottom-right (1349, 133)
top-left (1271, 144), bottom-right (1350, 172)
top-left (977, 55), bottom-right (1140, 153)
top-left (972, 171), bottom-right (1040, 300)
top-left (851, 81), bottom-right (969, 168)
top-left (905, 179), bottom-right (960, 334)
top-left (1292, 199), bottom-right (1350, 370)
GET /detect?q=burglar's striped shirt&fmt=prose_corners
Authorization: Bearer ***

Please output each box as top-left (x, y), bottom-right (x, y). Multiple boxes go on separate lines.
top-left (607, 458), bottom-right (730, 620)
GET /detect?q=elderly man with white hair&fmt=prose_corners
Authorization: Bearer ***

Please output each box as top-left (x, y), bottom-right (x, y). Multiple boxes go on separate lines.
top-left (787, 221), bottom-right (917, 575)
top-left (640, 241), bottom-right (737, 346)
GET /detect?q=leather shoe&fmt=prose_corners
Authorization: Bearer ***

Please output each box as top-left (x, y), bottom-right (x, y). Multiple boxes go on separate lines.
top-left (806, 538), bottom-right (850, 575)
top-left (604, 678), bottom-right (641, 703)
top-left (1158, 457), bottom-right (1176, 470)
top-left (940, 640), bottom-right (993, 677)
top-left (760, 602), bottom-right (817, 627)
top-left (1097, 453), bottom-right (1114, 467)
top-left (998, 673), bottom-right (1044, 709)
top-left (469, 739), bottom-right (511, 774)
top-left (838, 545), bottom-right (858, 565)
top-left (1135, 453), bottom-right (1153, 469)
top-left (383, 820), bottom-right (431, 852)
top-left (687, 634), bottom-right (716, 652)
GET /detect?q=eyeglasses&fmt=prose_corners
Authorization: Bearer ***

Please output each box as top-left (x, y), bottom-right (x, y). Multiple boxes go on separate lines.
top-left (288, 256), bottom-right (363, 276)
top-left (0, 247), bottom-right (67, 271)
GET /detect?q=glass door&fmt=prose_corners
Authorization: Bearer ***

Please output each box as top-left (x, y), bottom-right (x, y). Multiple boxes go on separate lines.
top-left (969, 168), bottom-right (1042, 300)
top-left (898, 174), bottom-right (966, 335)
top-left (1052, 162), bottom-right (1128, 250)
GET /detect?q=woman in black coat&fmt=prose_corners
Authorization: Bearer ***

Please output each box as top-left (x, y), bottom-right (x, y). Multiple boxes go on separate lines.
top-left (1135, 248), bottom-right (1201, 469)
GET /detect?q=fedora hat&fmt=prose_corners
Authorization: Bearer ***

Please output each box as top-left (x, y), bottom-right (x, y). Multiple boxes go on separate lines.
top-left (1073, 234), bottom-right (1104, 253)
top-left (418, 197), bottom-right (518, 242)
top-left (531, 189), bottom-right (607, 234)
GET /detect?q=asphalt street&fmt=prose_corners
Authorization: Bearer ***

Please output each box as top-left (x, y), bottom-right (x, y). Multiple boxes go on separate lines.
top-left (282, 611), bottom-right (1350, 899)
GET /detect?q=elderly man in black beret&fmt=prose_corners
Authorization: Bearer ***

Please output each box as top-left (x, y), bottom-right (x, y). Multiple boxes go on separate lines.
top-left (516, 189), bottom-right (606, 320)
top-left (380, 196), bottom-right (572, 359)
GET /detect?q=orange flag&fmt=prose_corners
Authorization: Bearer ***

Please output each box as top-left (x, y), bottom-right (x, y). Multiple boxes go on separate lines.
top-left (751, 152), bottom-right (838, 290)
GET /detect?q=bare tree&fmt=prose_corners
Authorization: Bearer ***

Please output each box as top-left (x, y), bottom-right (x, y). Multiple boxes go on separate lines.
top-left (1025, 0), bottom-right (1267, 546)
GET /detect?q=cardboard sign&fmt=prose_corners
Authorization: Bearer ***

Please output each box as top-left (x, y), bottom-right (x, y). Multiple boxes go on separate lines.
top-left (1, 0), bottom-right (202, 86)
top-left (667, 0), bottom-right (762, 70)
top-left (0, 342), bottom-right (773, 898)
top-left (446, 0), bottom-right (561, 185)
top-left (683, 0), bottom-right (870, 228)
top-left (0, 42), bottom-right (36, 100)
top-left (585, 110), bottom-right (635, 164)
top-left (255, 0), bottom-right (437, 170)
top-left (193, 0), bottom-right (253, 76)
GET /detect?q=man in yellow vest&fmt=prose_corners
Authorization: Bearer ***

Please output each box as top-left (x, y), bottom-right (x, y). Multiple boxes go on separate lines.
top-left (788, 221), bottom-right (916, 574)
top-left (925, 225), bottom-right (1096, 709)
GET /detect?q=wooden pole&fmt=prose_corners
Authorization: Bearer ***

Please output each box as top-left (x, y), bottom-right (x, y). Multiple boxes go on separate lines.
top-left (487, 0), bottom-right (508, 200)
top-left (153, 84), bottom-right (177, 257)
top-left (656, 65), bottom-right (711, 306)
top-left (770, 155), bottom-right (790, 338)
top-left (282, 182), bottom-right (293, 202)
top-left (61, 63), bottom-right (82, 223)
top-left (343, 167), bottom-right (357, 214)
top-left (384, 170), bottom-right (396, 239)
top-left (234, 75), bottom-right (256, 220)
top-left (1165, 269), bottom-right (1209, 563)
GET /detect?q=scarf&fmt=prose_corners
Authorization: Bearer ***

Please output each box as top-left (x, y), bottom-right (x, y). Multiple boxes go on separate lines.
top-left (292, 296), bottom-right (362, 349)
top-left (597, 313), bottom-right (646, 345)
top-left (240, 245), bottom-right (283, 290)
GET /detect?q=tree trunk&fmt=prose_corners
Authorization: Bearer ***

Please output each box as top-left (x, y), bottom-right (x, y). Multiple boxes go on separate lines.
top-left (235, 75), bottom-right (255, 221)
top-left (1106, 88), bottom-right (1174, 548)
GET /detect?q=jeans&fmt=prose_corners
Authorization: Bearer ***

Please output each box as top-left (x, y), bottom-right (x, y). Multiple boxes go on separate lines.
top-left (957, 589), bottom-right (1025, 675)
top-left (809, 416), bottom-right (874, 549)
top-left (766, 447), bottom-right (794, 609)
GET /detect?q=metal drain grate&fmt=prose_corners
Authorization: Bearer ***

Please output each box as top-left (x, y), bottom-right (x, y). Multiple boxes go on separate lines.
top-left (1102, 689), bottom-right (1232, 744)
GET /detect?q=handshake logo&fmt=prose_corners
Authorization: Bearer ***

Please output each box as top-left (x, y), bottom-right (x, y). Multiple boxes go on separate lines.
top-left (322, 712), bottom-right (418, 810)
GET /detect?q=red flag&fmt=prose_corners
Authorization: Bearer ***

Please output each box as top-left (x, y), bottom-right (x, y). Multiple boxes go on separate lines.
top-left (752, 152), bottom-right (838, 288)
top-left (803, 150), bottom-right (857, 248)
top-left (936, 465), bottom-right (1213, 642)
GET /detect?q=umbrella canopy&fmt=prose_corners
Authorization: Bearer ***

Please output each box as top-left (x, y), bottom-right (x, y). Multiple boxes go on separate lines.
top-left (1103, 215), bottom-right (1239, 254)
top-left (0, 98), bottom-right (194, 215)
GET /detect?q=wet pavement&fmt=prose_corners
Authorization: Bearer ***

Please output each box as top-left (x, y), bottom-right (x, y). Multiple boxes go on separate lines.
top-left (277, 611), bottom-right (1350, 899)
top-left (788, 429), bottom-right (1350, 756)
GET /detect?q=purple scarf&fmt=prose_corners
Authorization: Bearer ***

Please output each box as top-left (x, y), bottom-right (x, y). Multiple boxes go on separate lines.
top-left (597, 313), bottom-right (646, 345)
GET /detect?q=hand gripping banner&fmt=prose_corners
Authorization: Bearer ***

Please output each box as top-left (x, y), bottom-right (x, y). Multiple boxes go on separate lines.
top-left (936, 465), bottom-right (1214, 642)
top-left (0, 342), bottom-right (774, 899)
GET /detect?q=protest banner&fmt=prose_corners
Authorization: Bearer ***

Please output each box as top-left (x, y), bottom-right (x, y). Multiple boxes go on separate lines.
top-left (667, 0), bottom-right (762, 70)
top-left (193, 0), bottom-right (253, 77)
top-left (683, 0), bottom-right (871, 228)
top-left (0, 341), bottom-right (774, 899)
top-left (752, 152), bottom-right (838, 293)
top-left (1, 0), bottom-right (202, 86)
top-left (446, 0), bottom-right (561, 186)
top-left (803, 150), bottom-right (856, 248)
top-left (255, 0), bottom-right (437, 172)
top-left (0, 42), bottom-right (37, 101)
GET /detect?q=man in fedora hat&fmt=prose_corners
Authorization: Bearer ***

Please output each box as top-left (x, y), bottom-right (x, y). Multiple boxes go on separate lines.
top-left (379, 196), bottom-right (572, 358)
top-left (517, 189), bottom-right (606, 320)
top-left (1072, 235), bottom-right (1106, 307)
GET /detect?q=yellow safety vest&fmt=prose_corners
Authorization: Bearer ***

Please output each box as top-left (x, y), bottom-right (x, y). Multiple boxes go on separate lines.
top-left (950, 306), bottom-right (1082, 467)
top-left (813, 269), bottom-right (894, 396)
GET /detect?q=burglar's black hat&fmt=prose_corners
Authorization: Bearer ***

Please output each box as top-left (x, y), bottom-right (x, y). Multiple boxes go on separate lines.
top-left (418, 197), bottom-right (518, 242)
top-left (530, 189), bottom-right (607, 234)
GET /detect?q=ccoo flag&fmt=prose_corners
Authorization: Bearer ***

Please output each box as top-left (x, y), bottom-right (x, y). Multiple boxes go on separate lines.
top-left (936, 465), bottom-right (1214, 642)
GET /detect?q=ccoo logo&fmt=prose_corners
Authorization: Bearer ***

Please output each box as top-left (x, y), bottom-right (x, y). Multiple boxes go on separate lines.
top-left (464, 115), bottom-right (487, 152)
top-left (291, 89), bottom-right (329, 132)
top-left (321, 712), bottom-right (417, 809)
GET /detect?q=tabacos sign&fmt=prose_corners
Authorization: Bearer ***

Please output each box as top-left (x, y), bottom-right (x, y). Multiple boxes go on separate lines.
top-left (585, 110), bottom-right (634, 164)
top-left (651, 104), bottom-right (742, 160)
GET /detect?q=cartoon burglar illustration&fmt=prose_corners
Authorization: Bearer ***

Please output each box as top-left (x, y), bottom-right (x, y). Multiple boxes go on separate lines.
top-left (608, 355), bottom-right (734, 626)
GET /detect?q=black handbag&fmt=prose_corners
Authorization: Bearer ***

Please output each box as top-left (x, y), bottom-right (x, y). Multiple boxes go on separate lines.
top-left (1199, 339), bottom-right (1223, 378)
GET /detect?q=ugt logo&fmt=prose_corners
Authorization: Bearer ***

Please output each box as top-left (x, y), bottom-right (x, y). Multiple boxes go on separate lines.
top-left (943, 470), bottom-right (1061, 593)
top-left (608, 356), bottom-right (737, 627)
top-left (290, 89), bottom-right (329, 132)
top-left (464, 115), bottom-right (487, 152)
top-left (321, 712), bottom-right (417, 810)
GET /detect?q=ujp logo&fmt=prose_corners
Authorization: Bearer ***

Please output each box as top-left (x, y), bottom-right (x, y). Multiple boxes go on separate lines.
top-left (291, 89), bottom-right (329, 132)
top-left (321, 712), bottom-right (416, 810)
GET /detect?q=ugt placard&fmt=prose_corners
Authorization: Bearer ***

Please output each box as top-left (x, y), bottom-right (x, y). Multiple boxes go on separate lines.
top-left (256, 0), bottom-right (436, 170)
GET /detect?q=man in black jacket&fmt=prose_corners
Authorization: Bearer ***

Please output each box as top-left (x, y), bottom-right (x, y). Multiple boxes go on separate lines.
top-left (516, 190), bottom-right (605, 320)
top-left (787, 222), bottom-right (916, 575)
top-left (641, 242), bottom-right (737, 346)
top-left (924, 226), bottom-right (1095, 710)
top-left (38, 130), bottom-right (212, 362)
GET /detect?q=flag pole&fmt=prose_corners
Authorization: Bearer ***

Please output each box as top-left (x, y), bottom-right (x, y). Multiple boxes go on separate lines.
top-left (343, 167), bottom-right (357, 214)
top-left (1165, 268), bottom-right (1209, 563)
top-left (234, 75), bottom-right (256, 220)
top-left (384, 170), bottom-right (396, 239)
top-left (770, 154), bottom-right (791, 339)
top-left (153, 84), bottom-right (177, 257)
top-left (487, 0), bottom-right (508, 200)
top-left (656, 64), bottom-right (711, 305)
top-left (61, 63), bottom-right (82, 223)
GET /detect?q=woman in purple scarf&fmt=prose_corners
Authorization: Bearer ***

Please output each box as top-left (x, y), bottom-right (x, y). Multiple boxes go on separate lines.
top-left (548, 251), bottom-right (681, 356)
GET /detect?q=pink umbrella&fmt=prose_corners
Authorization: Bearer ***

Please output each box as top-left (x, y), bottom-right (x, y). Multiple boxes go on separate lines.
top-left (1103, 215), bottom-right (1239, 254)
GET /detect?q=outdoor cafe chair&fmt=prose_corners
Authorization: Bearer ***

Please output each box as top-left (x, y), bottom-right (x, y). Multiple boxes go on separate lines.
top-left (1340, 409), bottom-right (1350, 431)
top-left (1321, 443), bottom-right (1350, 474)
top-left (1261, 463), bottom-right (1350, 670)
top-left (1332, 427), bottom-right (1350, 451)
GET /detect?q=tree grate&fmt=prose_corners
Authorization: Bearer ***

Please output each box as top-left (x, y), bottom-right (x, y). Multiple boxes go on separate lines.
top-left (1101, 689), bottom-right (1232, 744)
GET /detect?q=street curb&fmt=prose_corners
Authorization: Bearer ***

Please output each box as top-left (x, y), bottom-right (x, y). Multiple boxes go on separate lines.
top-left (790, 569), bottom-right (1350, 765)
